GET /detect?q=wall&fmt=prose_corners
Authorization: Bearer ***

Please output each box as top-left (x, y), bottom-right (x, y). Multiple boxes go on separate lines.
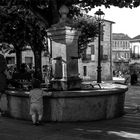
top-left (6, 50), bottom-right (50, 68)
top-left (78, 20), bottom-right (113, 81)
top-left (2, 84), bottom-right (128, 122)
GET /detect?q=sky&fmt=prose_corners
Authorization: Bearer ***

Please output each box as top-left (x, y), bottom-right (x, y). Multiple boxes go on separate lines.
top-left (88, 6), bottom-right (140, 38)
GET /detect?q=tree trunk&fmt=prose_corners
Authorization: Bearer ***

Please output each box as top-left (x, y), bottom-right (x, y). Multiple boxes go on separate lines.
top-left (16, 50), bottom-right (22, 72)
top-left (34, 50), bottom-right (42, 81)
top-left (49, 0), bottom-right (59, 24)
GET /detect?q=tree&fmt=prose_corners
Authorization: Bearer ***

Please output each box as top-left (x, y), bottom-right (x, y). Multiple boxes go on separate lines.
top-left (0, 4), bottom-right (47, 77)
top-left (1, 0), bottom-right (140, 25)
top-left (72, 14), bottom-right (98, 57)
top-left (0, 6), bottom-right (27, 71)
top-left (23, 9), bottom-right (47, 80)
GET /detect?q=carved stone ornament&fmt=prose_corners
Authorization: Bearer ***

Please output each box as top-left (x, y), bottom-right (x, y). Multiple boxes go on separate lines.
top-left (59, 5), bottom-right (69, 23)
top-left (52, 5), bottom-right (72, 27)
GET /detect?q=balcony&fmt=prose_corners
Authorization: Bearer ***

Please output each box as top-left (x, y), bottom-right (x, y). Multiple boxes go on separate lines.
top-left (101, 54), bottom-right (108, 61)
top-left (113, 57), bottom-right (130, 63)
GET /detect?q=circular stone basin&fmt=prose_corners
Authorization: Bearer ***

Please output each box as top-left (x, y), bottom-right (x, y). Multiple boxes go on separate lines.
top-left (2, 83), bottom-right (128, 122)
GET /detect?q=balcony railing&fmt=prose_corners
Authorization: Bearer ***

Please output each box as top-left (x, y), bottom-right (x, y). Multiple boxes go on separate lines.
top-left (101, 54), bottom-right (108, 61)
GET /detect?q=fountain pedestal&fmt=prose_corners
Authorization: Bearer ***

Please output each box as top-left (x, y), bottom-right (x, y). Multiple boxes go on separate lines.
top-left (47, 26), bottom-right (81, 90)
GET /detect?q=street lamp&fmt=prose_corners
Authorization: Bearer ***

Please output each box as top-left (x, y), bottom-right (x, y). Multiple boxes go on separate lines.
top-left (95, 9), bottom-right (105, 83)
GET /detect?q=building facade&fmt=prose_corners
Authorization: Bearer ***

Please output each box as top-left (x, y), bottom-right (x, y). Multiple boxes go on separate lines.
top-left (78, 20), bottom-right (114, 81)
top-left (129, 35), bottom-right (140, 73)
top-left (112, 33), bottom-right (131, 75)
top-left (6, 49), bottom-right (49, 70)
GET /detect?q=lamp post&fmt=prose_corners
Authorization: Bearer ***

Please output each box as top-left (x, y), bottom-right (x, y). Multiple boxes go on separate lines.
top-left (95, 9), bottom-right (105, 83)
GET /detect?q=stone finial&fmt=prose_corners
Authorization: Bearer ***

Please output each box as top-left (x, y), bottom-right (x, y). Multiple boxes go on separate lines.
top-left (51, 5), bottom-right (72, 27)
top-left (59, 5), bottom-right (69, 16)
top-left (59, 5), bottom-right (69, 23)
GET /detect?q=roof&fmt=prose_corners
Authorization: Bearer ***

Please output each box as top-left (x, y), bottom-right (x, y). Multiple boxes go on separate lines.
top-left (112, 33), bottom-right (131, 40)
top-left (104, 19), bottom-right (115, 24)
top-left (132, 35), bottom-right (140, 40)
top-left (129, 35), bottom-right (140, 42)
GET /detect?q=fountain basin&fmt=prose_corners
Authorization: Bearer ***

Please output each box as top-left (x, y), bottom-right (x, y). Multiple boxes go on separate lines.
top-left (1, 83), bottom-right (128, 122)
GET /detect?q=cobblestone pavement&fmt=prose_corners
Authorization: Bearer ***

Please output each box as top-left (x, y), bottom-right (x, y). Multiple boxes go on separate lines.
top-left (0, 85), bottom-right (140, 140)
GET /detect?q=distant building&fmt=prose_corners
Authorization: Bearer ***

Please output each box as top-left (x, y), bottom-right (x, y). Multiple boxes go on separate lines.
top-left (129, 35), bottom-right (140, 73)
top-left (5, 48), bottom-right (49, 70)
top-left (78, 19), bottom-right (114, 81)
top-left (130, 35), bottom-right (140, 63)
top-left (112, 33), bottom-right (131, 75)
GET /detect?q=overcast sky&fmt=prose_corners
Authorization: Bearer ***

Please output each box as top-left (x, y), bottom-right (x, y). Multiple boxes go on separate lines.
top-left (88, 6), bottom-right (140, 38)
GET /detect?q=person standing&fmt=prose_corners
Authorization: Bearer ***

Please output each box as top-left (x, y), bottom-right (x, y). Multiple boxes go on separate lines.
top-left (29, 78), bottom-right (44, 125)
top-left (131, 71), bottom-right (138, 85)
top-left (0, 46), bottom-right (7, 115)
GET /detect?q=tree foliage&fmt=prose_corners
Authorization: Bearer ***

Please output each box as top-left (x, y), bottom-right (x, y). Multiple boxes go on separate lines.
top-left (0, 4), bottom-right (48, 75)
top-left (1, 0), bottom-right (140, 8)
top-left (1, 0), bottom-right (140, 25)
top-left (72, 14), bottom-right (98, 57)
top-left (0, 6), bottom-right (25, 50)
top-left (1, 0), bottom-right (139, 52)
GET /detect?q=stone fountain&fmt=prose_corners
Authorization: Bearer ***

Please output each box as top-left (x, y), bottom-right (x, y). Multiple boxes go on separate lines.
top-left (1, 5), bottom-right (128, 122)
top-left (47, 5), bottom-right (81, 91)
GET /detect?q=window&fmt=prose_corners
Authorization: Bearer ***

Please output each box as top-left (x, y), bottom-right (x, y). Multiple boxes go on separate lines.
top-left (123, 41), bottom-right (125, 49)
top-left (91, 45), bottom-right (95, 61)
top-left (130, 46), bottom-right (134, 58)
top-left (102, 54), bottom-right (108, 60)
top-left (25, 57), bottom-right (33, 67)
top-left (126, 42), bottom-right (128, 47)
top-left (100, 25), bottom-right (104, 41)
top-left (116, 53), bottom-right (119, 59)
top-left (127, 53), bottom-right (129, 58)
top-left (6, 57), bottom-right (15, 65)
top-left (131, 45), bottom-right (140, 59)
top-left (91, 45), bottom-right (95, 55)
top-left (134, 45), bottom-right (139, 58)
top-left (123, 42), bottom-right (125, 48)
top-left (82, 47), bottom-right (91, 61)
top-left (115, 41), bottom-right (117, 49)
top-left (125, 53), bottom-right (127, 58)
top-left (100, 45), bottom-right (103, 60)
top-left (83, 66), bottom-right (87, 76)
top-left (86, 54), bottom-right (91, 60)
